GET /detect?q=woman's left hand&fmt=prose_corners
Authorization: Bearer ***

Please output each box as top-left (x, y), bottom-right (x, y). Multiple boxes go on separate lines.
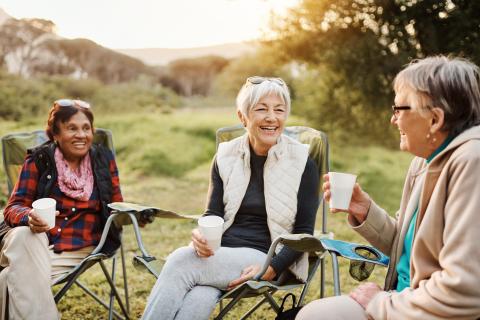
top-left (349, 282), bottom-right (382, 309)
top-left (227, 265), bottom-right (276, 290)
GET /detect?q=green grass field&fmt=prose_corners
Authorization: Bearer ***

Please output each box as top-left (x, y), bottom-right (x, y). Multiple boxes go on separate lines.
top-left (0, 107), bottom-right (412, 319)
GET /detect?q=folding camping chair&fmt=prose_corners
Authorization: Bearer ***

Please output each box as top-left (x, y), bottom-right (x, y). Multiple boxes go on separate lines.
top-left (212, 124), bottom-right (331, 318)
top-left (0, 129), bottom-right (130, 320)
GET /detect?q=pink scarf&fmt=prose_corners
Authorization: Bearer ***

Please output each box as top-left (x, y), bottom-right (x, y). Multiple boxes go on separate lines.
top-left (54, 148), bottom-right (94, 201)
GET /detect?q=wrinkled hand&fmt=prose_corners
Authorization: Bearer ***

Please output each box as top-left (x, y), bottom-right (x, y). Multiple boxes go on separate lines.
top-left (323, 173), bottom-right (372, 224)
top-left (349, 282), bottom-right (382, 309)
top-left (191, 228), bottom-right (214, 257)
top-left (227, 265), bottom-right (276, 291)
top-left (28, 208), bottom-right (58, 233)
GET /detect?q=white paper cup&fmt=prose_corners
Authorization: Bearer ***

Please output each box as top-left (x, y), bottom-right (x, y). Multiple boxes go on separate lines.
top-left (32, 198), bottom-right (56, 229)
top-left (329, 172), bottom-right (357, 210)
top-left (198, 215), bottom-right (224, 251)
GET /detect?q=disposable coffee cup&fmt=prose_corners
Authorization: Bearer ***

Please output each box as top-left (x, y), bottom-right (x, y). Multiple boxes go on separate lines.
top-left (32, 198), bottom-right (56, 229)
top-left (329, 172), bottom-right (357, 210)
top-left (198, 215), bottom-right (224, 251)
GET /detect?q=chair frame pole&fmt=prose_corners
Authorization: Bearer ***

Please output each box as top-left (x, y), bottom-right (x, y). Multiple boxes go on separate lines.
top-left (54, 261), bottom-right (96, 303)
top-left (330, 251), bottom-right (341, 296)
top-left (99, 260), bottom-right (130, 319)
top-left (215, 288), bottom-right (250, 319)
top-left (120, 242), bottom-right (130, 314)
top-left (74, 281), bottom-right (125, 320)
top-left (299, 257), bottom-right (321, 305)
top-left (108, 256), bottom-right (117, 320)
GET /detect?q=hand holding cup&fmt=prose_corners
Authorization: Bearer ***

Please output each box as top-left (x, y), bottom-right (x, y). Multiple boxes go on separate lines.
top-left (193, 216), bottom-right (224, 257)
top-left (191, 228), bottom-right (214, 257)
top-left (29, 198), bottom-right (57, 233)
top-left (323, 173), bottom-right (371, 224)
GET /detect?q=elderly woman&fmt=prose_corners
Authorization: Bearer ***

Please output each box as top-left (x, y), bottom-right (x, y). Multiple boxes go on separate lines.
top-left (297, 56), bottom-right (480, 319)
top-left (142, 77), bottom-right (320, 320)
top-left (0, 99), bottom-right (123, 320)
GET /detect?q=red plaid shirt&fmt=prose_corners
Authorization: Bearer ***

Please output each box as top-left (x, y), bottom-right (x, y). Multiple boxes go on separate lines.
top-left (3, 151), bottom-right (123, 252)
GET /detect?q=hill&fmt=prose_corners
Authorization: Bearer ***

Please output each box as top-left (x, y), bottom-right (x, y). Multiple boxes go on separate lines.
top-left (0, 12), bottom-right (153, 83)
top-left (0, 7), bottom-right (11, 25)
top-left (117, 42), bottom-right (256, 66)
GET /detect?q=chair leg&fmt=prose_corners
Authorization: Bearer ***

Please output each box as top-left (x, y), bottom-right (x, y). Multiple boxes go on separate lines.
top-left (299, 257), bottom-right (321, 305)
top-left (320, 258), bottom-right (325, 298)
top-left (264, 292), bottom-right (280, 313)
top-left (54, 262), bottom-right (92, 303)
top-left (329, 251), bottom-right (341, 296)
top-left (99, 261), bottom-right (130, 319)
top-left (75, 280), bottom-right (125, 320)
top-left (240, 296), bottom-right (269, 320)
top-left (108, 256), bottom-right (117, 320)
top-left (120, 243), bottom-right (130, 315)
top-left (240, 291), bottom-right (280, 319)
top-left (215, 288), bottom-right (249, 320)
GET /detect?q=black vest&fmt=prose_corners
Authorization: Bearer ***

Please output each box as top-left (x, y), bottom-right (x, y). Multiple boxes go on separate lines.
top-left (1, 142), bottom-right (121, 254)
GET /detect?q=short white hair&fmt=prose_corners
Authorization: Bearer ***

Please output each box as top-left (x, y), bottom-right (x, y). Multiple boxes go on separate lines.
top-left (236, 78), bottom-right (291, 117)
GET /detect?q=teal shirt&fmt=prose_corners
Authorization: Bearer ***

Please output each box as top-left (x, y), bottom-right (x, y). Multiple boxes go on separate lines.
top-left (395, 136), bottom-right (454, 292)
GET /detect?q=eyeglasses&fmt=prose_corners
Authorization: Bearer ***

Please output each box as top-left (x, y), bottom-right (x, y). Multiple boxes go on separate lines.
top-left (246, 76), bottom-right (286, 86)
top-left (391, 105), bottom-right (411, 120)
top-left (55, 99), bottom-right (91, 109)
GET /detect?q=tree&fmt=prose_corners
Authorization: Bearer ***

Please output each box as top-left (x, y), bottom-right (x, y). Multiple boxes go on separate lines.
top-left (264, 0), bottom-right (480, 144)
top-left (166, 55), bottom-right (230, 96)
top-left (0, 18), bottom-right (57, 76)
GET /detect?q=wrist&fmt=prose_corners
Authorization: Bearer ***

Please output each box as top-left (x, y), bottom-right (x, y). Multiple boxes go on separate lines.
top-left (351, 200), bottom-right (371, 225)
top-left (262, 266), bottom-right (277, 281)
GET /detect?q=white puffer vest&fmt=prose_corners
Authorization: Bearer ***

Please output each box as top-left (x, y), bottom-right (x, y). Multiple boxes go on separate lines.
top-left (216, 133), bottom-right (310, 281)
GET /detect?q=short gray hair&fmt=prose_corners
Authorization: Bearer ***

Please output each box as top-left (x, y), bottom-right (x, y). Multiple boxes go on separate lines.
top-left (236, 78), bottom-right (291, 117)
top-left (394, 56), bottom-right (480, 136)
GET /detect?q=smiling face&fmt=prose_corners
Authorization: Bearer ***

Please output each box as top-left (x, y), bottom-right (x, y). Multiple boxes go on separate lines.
top-left (53, 112), bottom-right (93, 164)
top-left (238, 93), bottom-right (287, 156)
top-left (391, 87), bottom-right (437, 158)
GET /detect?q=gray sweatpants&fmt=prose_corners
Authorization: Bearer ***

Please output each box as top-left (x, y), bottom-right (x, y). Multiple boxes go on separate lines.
top-left (142, 246), bottom-right (267, 320)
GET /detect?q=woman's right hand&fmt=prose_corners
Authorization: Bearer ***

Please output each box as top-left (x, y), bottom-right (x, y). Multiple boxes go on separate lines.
top-left (191, 228), bottom-right (214, 257)
top-left (27, 208), bottom-right (51, 233)
top-left (322, 173), bottom-right (372, 225)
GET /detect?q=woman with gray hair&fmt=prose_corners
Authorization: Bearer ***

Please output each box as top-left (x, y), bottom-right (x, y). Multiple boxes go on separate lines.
top-left (298, 56), bottom-right (480, 319)
top-left (142, 77), bottom-right (319, 319)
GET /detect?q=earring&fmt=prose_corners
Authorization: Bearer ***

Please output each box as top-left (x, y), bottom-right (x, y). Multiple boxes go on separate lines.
top-left (427, 132), bottom-right (437, 144)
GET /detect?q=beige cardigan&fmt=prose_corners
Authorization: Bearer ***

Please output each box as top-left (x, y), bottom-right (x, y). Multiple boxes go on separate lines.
top-left (352, 125), bottom-right (480, 319)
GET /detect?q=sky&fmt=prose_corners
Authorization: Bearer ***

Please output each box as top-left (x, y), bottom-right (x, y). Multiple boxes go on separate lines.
top-left (0, 0), bottom-right (298, 49)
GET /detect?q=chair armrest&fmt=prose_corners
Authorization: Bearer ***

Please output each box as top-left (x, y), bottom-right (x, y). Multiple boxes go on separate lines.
top-left (252, 234), bottom-right (389, 281)
top-left (320, 239), bottom-right (389, 266)
top-left (108, 202), bottom-right (200, 225)
top-left (253, 233), bottom-right (326, 281)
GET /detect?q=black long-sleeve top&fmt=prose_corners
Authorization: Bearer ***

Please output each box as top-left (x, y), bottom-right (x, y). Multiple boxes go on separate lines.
top-left (205, 147), bottom-right (319, 275)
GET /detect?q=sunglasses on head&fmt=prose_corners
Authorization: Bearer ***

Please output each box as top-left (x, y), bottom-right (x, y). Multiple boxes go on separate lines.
top-left (246, 76), bottom-right (286, 86)
top-left (54, 99), bottom-right (91, 109)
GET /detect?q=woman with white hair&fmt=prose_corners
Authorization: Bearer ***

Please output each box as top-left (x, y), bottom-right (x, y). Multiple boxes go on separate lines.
top-left (297, 56), bottom-right (480, 319)
top-left (142, 77), bottom-right (319, 319)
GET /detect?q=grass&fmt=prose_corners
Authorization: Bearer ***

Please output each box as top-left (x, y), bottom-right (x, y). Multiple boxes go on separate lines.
top-left (0, 106), bottom-right (412, 319)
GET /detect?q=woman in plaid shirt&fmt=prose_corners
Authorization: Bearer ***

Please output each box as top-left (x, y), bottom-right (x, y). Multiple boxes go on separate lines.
top-left (0, 99), bottom-right (123, 320)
